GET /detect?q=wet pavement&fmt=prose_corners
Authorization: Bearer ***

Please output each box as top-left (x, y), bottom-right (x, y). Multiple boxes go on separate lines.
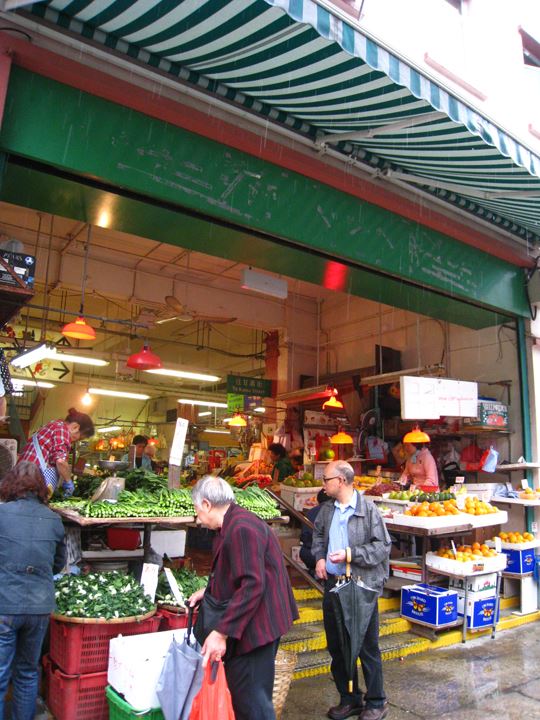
top-left (282, 623), bottom-right (540, 719)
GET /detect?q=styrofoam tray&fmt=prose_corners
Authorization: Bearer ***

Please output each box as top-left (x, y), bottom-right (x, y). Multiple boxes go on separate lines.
top-left (426, 551), bottom-right (507, 576)
top-left (279, 484), bottom-right (323, 493)
top-left (389, 512), bottom-right (473, 529)
top-left (463, 511), bottom-right (508, 528)
top-left (486, 539), bottom-right (540, 551)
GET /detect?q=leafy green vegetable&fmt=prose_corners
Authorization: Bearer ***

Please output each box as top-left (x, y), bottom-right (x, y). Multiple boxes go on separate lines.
top-left (233, 487), bottom-right (281, 519)
top-left (118, 469), bottom-right (168, 493)
top-left (156, 568), bottom-right (208, 607)
top-left (55, 572), bottom-right (154, 619)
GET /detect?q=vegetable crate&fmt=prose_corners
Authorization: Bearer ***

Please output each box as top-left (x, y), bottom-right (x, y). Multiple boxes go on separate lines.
top-left (49, 615), bottom-right (161, 675)
top-left (106, 686), bottom-right (164, 720)
top-left (43, 655), bottom-right (108, 720)
top-left (157, 607), bottom-right (198, 631)
top-left (401, 584), bottom-right (458, 627)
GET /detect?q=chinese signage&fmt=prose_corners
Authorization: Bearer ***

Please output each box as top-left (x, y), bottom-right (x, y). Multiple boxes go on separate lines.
top-left (227, 394), bottom-right (245, 412)
top-left (226, 374), bottom-right (273, 397)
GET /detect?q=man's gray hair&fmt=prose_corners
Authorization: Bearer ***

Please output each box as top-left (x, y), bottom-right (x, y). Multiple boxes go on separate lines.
top-left (192, 475), bottom-right (235, 507)
top-left (334, 461), bottom-right (355, 485)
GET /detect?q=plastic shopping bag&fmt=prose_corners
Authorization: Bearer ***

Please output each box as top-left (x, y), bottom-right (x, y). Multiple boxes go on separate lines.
top-left (480, 446), bottom-right (499, 473)
top-left (189, 660), bottom-right (235, 720)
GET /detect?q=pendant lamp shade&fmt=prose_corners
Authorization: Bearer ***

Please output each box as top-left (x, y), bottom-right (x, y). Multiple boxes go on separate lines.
top-left (126, 344), bottom-right (162, 371)
top-left (403, 426), bottom-right (431, 444)
top-left (330, 430), bottom-right (354, 444)
top-left (62, 226), bottom-right (95, 341)
top-left (62, 316), bottom-right (96, 341)
top-left (228, 413), bottom-right (247, 427)
top-left (323, 395), bottom-right (344, 410)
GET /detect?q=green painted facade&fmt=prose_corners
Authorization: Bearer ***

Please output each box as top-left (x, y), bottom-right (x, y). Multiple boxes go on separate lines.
top-left (0, 67), bottom-right (529, 326)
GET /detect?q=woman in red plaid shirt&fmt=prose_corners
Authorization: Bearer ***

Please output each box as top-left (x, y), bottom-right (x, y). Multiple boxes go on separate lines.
top-left (18, 407), bottom-right (94, 496)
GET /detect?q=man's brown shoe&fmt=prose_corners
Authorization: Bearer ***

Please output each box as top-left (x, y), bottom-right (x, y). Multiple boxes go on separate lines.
top-left (359, 702), bottom-right (389, 720)
top-left (327, 702), bottom-right (364, 720)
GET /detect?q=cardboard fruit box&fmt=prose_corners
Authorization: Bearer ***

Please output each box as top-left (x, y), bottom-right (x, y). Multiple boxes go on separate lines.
top-left (401, 584), bottom-right (458, 627)
top-left (279, 484), bottom-right (323, 511)
top-left (425, 551), bottom-right (507, 576)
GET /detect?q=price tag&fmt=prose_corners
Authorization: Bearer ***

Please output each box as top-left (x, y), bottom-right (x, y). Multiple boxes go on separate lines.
top-left (164, 568), bottom-right (186, 609)
top-left (140, 563), bottom-right (159, 601)
top-left (494, 537), bottom-right (502, 553)
top-left (455, 476), bottom-right (465, 485)
top-left (521, 479), bottom-right (530, 490)
top-left (450, 539), bottom-right (458, 558)
top-left (532, 522), bottom-right (538, 534)
top-left (506, 482), bottom-right (514, 493)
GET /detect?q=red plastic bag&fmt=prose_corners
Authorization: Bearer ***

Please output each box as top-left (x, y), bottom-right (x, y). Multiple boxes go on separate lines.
top-left (189, 661), bottom-right (235, 720)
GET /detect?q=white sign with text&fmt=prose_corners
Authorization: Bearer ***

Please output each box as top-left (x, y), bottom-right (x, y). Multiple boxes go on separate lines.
top-left (400, 376), bottom-right (478, 420)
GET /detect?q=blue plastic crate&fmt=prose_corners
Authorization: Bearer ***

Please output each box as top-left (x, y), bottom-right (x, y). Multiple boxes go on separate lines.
top-left (401, 584), bottom-right (458, 627)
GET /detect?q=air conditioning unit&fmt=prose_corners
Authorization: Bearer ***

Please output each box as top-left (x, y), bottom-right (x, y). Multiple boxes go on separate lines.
top-left (0, 438), bottom-right (18, 480)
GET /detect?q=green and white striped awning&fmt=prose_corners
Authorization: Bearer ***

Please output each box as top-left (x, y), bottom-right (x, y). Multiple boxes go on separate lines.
top-left (25, 0), bottom-right (540, 246)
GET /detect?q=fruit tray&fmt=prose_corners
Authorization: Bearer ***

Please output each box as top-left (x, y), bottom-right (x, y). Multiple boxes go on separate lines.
top-left (426, 551), bottom-right (507, 576)
top-left (486, 539), bottom-right (540, 551)
top-left (389, 512), bottom-right (472, 529)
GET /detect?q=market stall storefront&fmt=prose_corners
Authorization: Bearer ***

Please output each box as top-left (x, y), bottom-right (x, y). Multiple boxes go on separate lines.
top-left (1, 0), bottom-right (540, 716)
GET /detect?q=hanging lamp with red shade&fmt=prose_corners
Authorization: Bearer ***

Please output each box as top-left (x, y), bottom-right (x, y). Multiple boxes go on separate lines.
top-left (126, 343), bottom-right (162, 371)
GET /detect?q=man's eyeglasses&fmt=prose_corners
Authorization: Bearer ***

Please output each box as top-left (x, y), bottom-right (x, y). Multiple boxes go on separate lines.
top-left (322, 475), bottom-right (341, 483)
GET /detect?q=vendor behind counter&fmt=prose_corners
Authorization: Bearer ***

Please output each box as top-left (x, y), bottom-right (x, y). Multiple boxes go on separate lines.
top-left (268, 443), bottom-right (294, 484)
top-left (399, 427), bottom-right (439, 493)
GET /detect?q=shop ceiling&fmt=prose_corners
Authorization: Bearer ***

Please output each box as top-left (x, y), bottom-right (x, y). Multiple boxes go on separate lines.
top-left (17, 0), bottom-right (540, 247)
top-left (0, 2), bottom-right (534, 329)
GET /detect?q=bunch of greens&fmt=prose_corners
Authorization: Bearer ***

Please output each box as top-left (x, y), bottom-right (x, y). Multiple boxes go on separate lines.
top-left (156, 568), bottom-right (208, 607)
top-left (118, 469), bottom-right (168, 493)
top-left (233, 487), bottom-right (281, 519)
top-left (53, 488), bottom-right (196, 519)
top-left (55, 572), bottom-right (154, 619)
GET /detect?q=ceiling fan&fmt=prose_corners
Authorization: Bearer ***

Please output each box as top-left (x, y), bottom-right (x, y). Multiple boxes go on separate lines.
top-left (155, 295), bottom-right (237, 325)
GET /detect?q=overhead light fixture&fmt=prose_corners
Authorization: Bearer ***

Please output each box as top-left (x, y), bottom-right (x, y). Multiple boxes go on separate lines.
top-left (204, 428), bottom-right (231, 434)
top-left (127, 344), bottom-right (162, 371)
top-left (62, 225), bottom-right (95, 341)
top-left (241, 268), bottom-right (288, 299)
top-left (253, 406), bottom-right (266, 413)
top-left (61, 316), bottom-right (96, 341)
top-left (198, 411), bottom-right (212, 418)
top-left (10, 343), bottom-right (52, 369)
top-left (89, 388), bottom-right (150, 400)
top-left (330, 429), bottom-right (354, 444)
top-left (11, 378), bottom-right (55, 389)
top-left (97, 425), bottom-right (122, 433)
top-left (178, 399), bottom-right (227, 408)
top-left (81, 390), bottom-right (93, 407)
top-left (146, 368), bottom-right (220, 382)
top-left (361, 364), bottom-right (445, 387)
top-left (57, 352), bottom-right (109, 367)
top-left (227, 414), bottom-right (247, 427)
top-left (10, 344), bottom-right (109, 369)
top-left (403, 426), bottom-right (431, 444)
top-left (322, 388), bottom-right (344, 410)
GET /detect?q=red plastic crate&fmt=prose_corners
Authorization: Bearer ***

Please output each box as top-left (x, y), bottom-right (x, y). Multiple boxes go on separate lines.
top-left (43, 655), bottom-right (108, 720)
top-left (106, 527), bottom-right (141, 550)
top-left (49, 614), bottom-right (161, 675)
top-left (157, 607), bottom-right (198, 631)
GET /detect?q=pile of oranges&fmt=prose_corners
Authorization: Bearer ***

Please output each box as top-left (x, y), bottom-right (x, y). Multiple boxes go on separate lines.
top-left (436, 542), bottom-right (498, 562)
top-left (496, 531), bottom-right (534, 544)
top-left (462, 497), bottom-right (498, 515)
top-left (403, 500), bottom-right (460, 517)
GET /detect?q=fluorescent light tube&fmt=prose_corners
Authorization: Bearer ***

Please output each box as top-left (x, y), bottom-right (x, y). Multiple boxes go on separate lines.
top-left (89, 388), bottom-right (150, 400)
top-left (11, 378), bottom-right (55, 389)
top-left (253, 406), bottom-right (266, 413)
top-left (178, 399), bottom-right (227, 408)
top-left (10, 343), bottom-right (53, 369)
top-left (97, 425), bottom-right (122, 433)
top-left (204, 428), bottom-right (231, 434)
top-left (145, 368), bottom-right (220, 382)
top-left (58, 353), bottom-right (109, 367)
top-left (198, 411), bottom-right (212, 417)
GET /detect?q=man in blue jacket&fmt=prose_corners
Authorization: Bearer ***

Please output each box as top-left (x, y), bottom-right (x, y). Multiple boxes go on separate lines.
top-left (0, 461), bottom-right (66, 720)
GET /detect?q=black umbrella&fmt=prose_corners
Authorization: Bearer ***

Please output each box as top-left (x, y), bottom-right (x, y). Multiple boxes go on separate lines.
top-left (329, 551), bottom-right (378, 693)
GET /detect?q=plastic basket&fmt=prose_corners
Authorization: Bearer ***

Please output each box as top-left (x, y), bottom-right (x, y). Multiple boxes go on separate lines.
top-left (44, 655), bottom-right (108, 720)
top-left (272, 649), bottom-right (296, 720)
top-left (106, 686), bottom-right (164, 720)
top-left (49, 614), bottom-right (161, 675)
top-left (157, 607), bottom-right (198, 631)
top-left (106, 527), bottom-right (141, 550)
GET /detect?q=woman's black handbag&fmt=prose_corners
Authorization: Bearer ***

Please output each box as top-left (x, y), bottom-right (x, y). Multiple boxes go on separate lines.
top-left (193, 591), bottom-right (230, 646)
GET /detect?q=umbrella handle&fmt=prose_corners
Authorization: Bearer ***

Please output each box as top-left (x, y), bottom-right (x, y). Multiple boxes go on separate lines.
top-left (345, 546), bottom-right (352, 579)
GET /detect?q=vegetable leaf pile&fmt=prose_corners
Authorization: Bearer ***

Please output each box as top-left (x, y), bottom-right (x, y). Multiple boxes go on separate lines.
top-left (55, 572), bottom-right (155, 619)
